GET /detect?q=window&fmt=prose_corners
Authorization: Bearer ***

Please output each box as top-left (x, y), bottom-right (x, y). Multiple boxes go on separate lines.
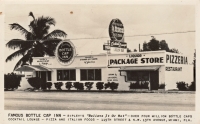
top-left (80, 69), bottom-right (101, 81)
top-left (47, 71), bottom-right (51, 81)
top-left (127, 71), bottom-right (149, 81)
top-left (57, 70), bottom-right (76, 81)
top-left (36, 71), bottom-right (41, 78)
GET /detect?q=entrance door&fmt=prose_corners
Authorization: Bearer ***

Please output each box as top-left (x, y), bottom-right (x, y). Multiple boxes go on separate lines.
top-left (150, 71), bottom-right (159, 90)
top-left (40, 71), bottom-right (47, 89)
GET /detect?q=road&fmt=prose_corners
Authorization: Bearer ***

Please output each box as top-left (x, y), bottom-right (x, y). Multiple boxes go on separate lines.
top-left (4, 91), bottom-right (195, 110)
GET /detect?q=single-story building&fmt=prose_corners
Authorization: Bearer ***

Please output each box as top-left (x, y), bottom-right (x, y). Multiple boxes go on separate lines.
top-left (15, 40), bottom-right (193, 90)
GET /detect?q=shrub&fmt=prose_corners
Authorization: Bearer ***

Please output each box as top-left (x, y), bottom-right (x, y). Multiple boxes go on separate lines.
top-left (96, 82), bottom-right (104, 90)
top-left (27, 77), bottom-right (42, 89)
top-left (188, 81), bottom-right (195, 91)
top-left (85, 82), bottom-right (94, 90)
top-left (65, 82), bottom-right (73, 90)
top-left (4, 73), bottom-right (22, 90)
top-left (176, 81), bottom-right (188, 91)
top-left (159, 83), bottom-right (166, 89)
top-left (104, 82), bottom-right (119, 91)
top-left (41, 80), bottom-right (47, 90)
top-left (54, 82), bottom-right (63, 90)
top-left (104, 82), bottom-right (110, 90)
top-left (129, 81), bottom-right (149, 89)
top-left (46, 82), bottom-right (52, 90)
top-left (73, 82), bottom-right (84, 90)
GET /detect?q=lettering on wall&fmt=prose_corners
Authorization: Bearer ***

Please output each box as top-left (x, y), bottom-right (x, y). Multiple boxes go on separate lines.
top-left (166, 67), bottom-right (182, 71)
top-left (80, 56), bottom-right (98, 64)
top-left (166, 54), bottom-right (188, 64)
top-left (107, 73), bottom-right (118, 81)
top-left (37, 58), bottom-right (51, 65)
top-left (108, 54), bottom-right (164, 66)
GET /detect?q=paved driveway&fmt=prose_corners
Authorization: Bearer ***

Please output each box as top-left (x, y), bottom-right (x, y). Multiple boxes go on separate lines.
top-left (4, 91), bottom-right (195, 110)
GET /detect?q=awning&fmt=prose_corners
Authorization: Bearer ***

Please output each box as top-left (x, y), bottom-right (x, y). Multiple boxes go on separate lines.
top-left (119, 66), bottom-right (160, 71)
top-left (15, 65), bottom-right (52, 72)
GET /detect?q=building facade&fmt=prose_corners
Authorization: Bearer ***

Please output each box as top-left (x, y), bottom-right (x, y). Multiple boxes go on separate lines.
top-left (16, 48), bottom-right (193, 90)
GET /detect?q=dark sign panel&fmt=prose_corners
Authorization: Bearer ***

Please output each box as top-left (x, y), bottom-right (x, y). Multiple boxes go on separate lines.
top-left (110, 40), bottom-right (127, 48)
top-left (103, 44), bottom-right (110, 50)
top-left (109, 19), bottom-right (124, 41)
top-left (55, 40), bottom-right (76, 66)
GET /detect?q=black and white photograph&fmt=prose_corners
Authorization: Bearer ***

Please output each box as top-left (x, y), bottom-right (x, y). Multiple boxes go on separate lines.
top-left (1, 1), bottom-right (199, 124)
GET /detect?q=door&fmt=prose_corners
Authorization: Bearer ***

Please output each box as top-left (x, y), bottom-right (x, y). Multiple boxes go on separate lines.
top-left (150, 71), bottom-right (159, 90)
top-left (40, 71), bottom-right (47, 89)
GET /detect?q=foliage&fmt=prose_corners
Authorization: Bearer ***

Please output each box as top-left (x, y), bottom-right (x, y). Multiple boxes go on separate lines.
top-left (5, 12), bottom-right (67, 70)
top-left (176, 81), bottom-right (188, 91)
top-left (85, 82), bottom-right (94, 90)
top-left (65, 82), bottom-right (73, 90)
top-left (46, 82), bottom-right (52, 90)
top-left (73, 82), bottom-right (84, 90)
top-left (142, 37), bottom-right (180, 53)
top-left (104, 82), bottom-right (119, 91)
top-left (169, 48), bottom-right (179, 53)
top-left (96, 82), bottom-right (104, 90)
top-left (4, 73), bottom-right (22, 90)
top-left (160, 40), bottom-right (169, 51)
top-left (148, 37), bottom-right (160, 51)
top-left (129, 81), bottom-right (149, 89)
top-left (127, 48), bottom-right (132, 52)
top-left (27, 77), bottom-right (43, 89)
top-left (188, 81), bottom-right (195, 91)
top-left (143, 42), bottom-right (150, 51)
top-left (158, 83), bottom-right (166, 89)
top-left (54, 82), bottom-right (63, 90)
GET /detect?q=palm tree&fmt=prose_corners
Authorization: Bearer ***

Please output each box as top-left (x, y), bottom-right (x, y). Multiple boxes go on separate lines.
top-left (6, 12), bottom-right (67, 70)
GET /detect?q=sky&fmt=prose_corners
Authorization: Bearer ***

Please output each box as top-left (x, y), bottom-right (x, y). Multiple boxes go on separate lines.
top-left (4, 4), bottom-right (195, 73)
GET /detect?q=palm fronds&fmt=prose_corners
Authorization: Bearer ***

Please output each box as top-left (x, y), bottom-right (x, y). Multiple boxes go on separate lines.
top-left (6, 39), bottom-right (33, 50)
top-left (9, 23), bottom-right (29, 36)
top-left (43, 30), bottom-right (67, 40)
top-left (6, 48), bottom-right (29, 62)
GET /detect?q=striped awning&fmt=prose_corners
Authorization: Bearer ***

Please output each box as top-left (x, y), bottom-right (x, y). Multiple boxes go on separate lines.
top-left (119, 66), bottom-right (160, 71)
top-left (15, 65), bottom-right (52, 72)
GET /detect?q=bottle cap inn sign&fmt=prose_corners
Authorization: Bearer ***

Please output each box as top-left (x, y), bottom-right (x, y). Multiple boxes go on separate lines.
top-left (55, 40), bottom-right (76, 66)
top-left (109, 18), bottom-right (124, 41)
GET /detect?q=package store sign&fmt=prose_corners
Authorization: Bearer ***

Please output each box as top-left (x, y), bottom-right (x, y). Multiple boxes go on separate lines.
top-left (55, 40), bottom-right (76, 66)
top-left (108, 53), bottom-right (165, 67)
top-left (80, 56), bottom-right (98, 64)
top-left (109, 19), bottom-right (124, 41)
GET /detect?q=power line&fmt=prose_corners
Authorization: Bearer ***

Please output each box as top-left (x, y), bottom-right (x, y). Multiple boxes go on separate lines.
top-left (4, 30), bottom-right (195, 41)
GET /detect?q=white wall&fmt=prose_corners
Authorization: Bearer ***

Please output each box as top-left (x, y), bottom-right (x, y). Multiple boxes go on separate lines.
top-left (159, 66), bottom-right (165, 85)
top-left (165, 64), bottom-right (193, 90)
top-left (165, 52), bottom-right (193, 90)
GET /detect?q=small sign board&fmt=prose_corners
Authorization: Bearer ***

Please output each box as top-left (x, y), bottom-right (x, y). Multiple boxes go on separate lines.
top-left (103, 44), bottom-right (110, 50)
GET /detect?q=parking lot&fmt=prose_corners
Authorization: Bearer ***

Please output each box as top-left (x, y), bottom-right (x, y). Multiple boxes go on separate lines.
top-left (4, 91), bottom-right (195, 110)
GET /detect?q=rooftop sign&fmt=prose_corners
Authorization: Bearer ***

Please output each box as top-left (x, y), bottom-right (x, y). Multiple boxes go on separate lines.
top-left (109, 19), bottom-right (124, 41)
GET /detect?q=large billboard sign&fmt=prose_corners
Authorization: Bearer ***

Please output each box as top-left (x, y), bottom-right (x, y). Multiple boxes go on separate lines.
top-left (55, 40), bottom-right (76, 66)
top-left (109, 19), bottom-right (124, 41)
